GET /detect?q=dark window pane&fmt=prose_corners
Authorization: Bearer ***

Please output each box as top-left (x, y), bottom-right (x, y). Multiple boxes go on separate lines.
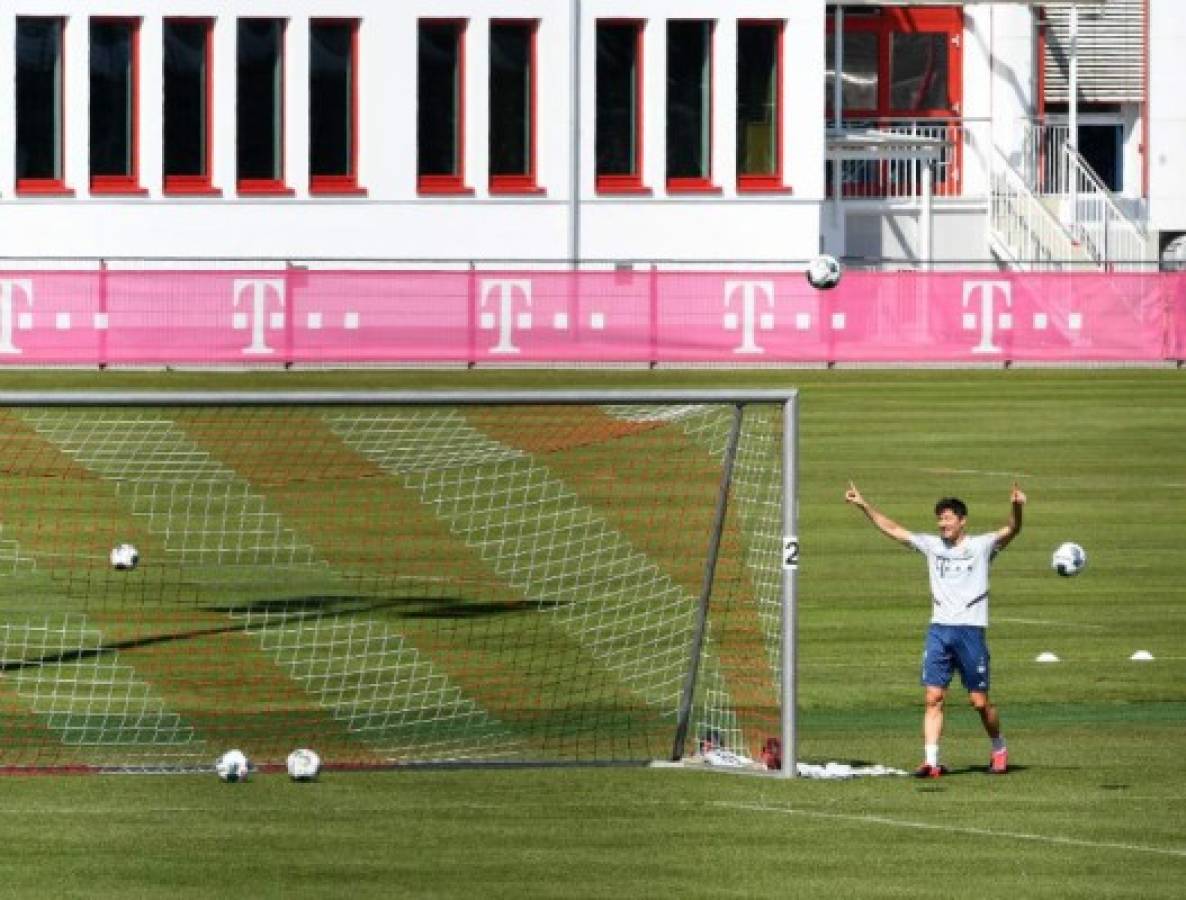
top-left (418, 22), bottom-right (462, 177)
top-left (489, 23), bottom-right (532, 177)
top-left (164, 21), bottom-right (208, 177)
top-left (90, 20), bottom-right (135, 177)
top-left (890, 33), bottom-right (949, 111)
top-left (238, 19), bottom-right (284, 181)
top-left (667, 21), bottom-right (711, 180)
top-left (310, 21), bottom-right (354, 178)
top-left (16, 19), bottom-right (62, 181)
top-left (826, 31), bottom-right (878, 112)
top-left (596, 23), bottom-right (640, 177)
top-left (737, 23), bottom-right (779, 176)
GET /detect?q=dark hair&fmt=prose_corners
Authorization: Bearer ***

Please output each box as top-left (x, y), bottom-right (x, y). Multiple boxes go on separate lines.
top-left (935, 497), bottom-right (968, 518)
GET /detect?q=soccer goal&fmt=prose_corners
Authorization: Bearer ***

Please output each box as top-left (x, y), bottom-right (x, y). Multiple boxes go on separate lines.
top-left (0, 390), bottom-right (799, 776)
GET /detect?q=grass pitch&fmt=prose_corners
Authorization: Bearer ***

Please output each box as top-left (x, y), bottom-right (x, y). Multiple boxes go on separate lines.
top-left (0, 367), bottom-right (1183, 898)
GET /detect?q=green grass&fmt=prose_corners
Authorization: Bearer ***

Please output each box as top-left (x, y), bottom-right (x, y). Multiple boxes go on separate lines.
top-left (0, 368), bottom-right (1183, 897)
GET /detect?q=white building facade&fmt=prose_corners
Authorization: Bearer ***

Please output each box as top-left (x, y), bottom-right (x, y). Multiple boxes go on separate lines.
top-left (0, 1), bottom-right (1181, 267)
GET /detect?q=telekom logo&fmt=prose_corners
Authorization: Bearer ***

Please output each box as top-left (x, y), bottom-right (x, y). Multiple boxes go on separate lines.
top-left (480, 279), bottom-right (533, 354)
top-left (962, 280), bottom-right (1012, 354)
top-left (0, 279), bottom-right (34, 355)
top-left (723, 280), bottom-right (776, 355)
top-left (232, 279), bottom-right (286, 355)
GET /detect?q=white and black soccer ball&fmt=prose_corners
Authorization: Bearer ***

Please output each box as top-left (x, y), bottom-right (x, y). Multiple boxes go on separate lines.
top-left (1051, 542), bottom-right (1087, 577)
top-left (215, 749), bottom-right (251, 782)
top-left (805, 254), bottom-right (842, 290)
top-left (286, 748), bottom-right (322, 782)
top-left (109, 543), bottom-right (140, 570)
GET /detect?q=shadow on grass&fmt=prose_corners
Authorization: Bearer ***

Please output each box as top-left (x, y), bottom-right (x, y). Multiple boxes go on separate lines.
top-left (1, 594), bottom-right (563, 671)
top-left (912, 763), bottom-right (1032, 782)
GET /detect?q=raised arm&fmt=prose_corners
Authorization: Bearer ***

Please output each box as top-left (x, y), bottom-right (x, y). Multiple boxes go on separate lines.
top-left (845, 482), bottom-right (913, 546)
top-left (994, 482), bottom-right (1027, 549)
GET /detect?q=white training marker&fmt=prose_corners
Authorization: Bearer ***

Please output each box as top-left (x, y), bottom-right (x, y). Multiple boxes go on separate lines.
top-left (1130, 650), bottom-right (1154, 661)
top-left (1035, 651), bottom-right (1060, 663)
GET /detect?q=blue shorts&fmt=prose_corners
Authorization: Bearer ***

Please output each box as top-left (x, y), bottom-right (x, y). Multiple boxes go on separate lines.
top-left (921, 624), bottom-right (991, 693)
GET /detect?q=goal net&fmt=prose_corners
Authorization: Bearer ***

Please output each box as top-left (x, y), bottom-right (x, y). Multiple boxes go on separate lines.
top-left (0, 390), bottom-right (797, 774)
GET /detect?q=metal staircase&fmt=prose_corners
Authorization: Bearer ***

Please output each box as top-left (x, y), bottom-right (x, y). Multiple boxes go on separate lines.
top-left (989, 146), bottom-right (1087, 271)
top-left (990, 126), bottom-right (1151, 271)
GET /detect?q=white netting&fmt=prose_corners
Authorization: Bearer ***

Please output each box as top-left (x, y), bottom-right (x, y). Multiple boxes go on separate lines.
top-left (0, 615), bottom-right (201, 767)
top-left (327, 408), bottom-right (710, 706)
top-left (233, 605), bottom-right (520, 762)
top-left (22, 412), bottom-right (319, 567)
top-left (0, 397), bottom-right (790, 770)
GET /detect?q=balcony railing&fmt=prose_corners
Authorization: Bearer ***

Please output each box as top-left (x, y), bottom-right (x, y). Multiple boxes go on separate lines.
top-left (825, 118), bottom-right (967, 199)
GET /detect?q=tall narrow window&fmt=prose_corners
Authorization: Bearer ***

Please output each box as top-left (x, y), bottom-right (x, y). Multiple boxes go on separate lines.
top-left (418, 20), bottom-right (468, 194)
top-left (737, 21), bottom-right (785, 192)
top-left (16, 17), bottom-right (68, 193)
top-left (667, 20), bottom-right (714, 191)
top-left (90, 18), bottom-right (143, 193)
top-left (237, 18), bottom-right (288, 193)
top-left (164, 19), bottom-right (214, 193)
top-left (596, 21), bottom-right (645, 192)
top-left (310, 19), bottom-right (361, 193)
top-left (489, 20), bottom-right (539, 193)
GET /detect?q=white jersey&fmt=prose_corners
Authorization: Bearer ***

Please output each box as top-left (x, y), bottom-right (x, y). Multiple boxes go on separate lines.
top-left (908, 532), bottom-right (999, 627)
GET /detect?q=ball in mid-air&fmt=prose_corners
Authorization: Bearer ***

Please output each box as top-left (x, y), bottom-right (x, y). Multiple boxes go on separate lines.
top-left (109, 543), bottom-right (139, 570)
top-left (806, 254), bottom-right (842, 290)
top-left (216, 749), bottom-right (251, 782)
top-left (1051, 542), bottom-right (1087, 577)
top-left (286, 748), bottom-right (322, 782)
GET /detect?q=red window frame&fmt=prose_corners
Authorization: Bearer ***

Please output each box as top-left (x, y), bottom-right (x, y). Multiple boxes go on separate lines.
top-left (737, 19), bottom-right (788, 193)
top-left (826, 6), bottom-right (964, 120)
top-left (596, 20), bottom-right (648, 195)
top-left (418, 18), bottom-right (471, 195)
top-left (489, 19), bottom-right (542, 195)
top-left (666, 19), bottom-right (718, 194)
top-left (15, 17), bottom-right (72, 196)
top-left (237, 17), bottom-right (293, 196)
top-left (89, 17), bottom-right (147, 195)
top-left (310, 18), bottom-right (364, 195)
top-left (163, 17), bottom-right (218, 196)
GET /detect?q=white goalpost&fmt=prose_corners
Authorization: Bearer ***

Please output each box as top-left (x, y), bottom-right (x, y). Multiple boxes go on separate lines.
top-left (0, 390), bottom-right (799, 776)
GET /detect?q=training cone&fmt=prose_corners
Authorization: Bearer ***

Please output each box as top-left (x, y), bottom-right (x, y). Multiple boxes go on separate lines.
top-left (1035, 651), bottom-right (1060, 663)
top-left (1129, 650), bottom-right (1154, 661)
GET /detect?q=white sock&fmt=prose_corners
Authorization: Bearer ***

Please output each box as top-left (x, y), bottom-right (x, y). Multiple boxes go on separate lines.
top-left (991, 737), bottom-right (1006, 752)
top-left (924, 744), bottom-right (939, 767)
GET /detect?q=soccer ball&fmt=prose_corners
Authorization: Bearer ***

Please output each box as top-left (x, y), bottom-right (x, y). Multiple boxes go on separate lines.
top-left (806, 254), bottom-right (842, 290)
top-left (109, 543), bottom-right (139, 570)
top-left (1051, 542), bottom-right (1087, 577)
top-left (215, 749), bottom-right (251, 782)
top-left (286, 748), bottom-right (322, 782)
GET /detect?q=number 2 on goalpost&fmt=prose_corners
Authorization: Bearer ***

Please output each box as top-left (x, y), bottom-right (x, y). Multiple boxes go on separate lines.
top-left (783, 537), bottom-right (800, 570)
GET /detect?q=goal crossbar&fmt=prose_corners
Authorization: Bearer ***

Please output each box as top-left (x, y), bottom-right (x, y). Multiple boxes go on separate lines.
top-left (0, 389), bottom-right (797, 407)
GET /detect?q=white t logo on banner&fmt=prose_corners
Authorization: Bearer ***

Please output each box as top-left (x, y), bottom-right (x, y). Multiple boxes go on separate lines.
top-left (480, 279), bottom-right (533, 355)
top-left (233, 279), bottom-right (286, 355)
top-left (962, 280), bottom-right (1012, 355)
top-left (723, 280), bottom-right (775, 355)
top-left (0, 279), bottom-right (34, 355)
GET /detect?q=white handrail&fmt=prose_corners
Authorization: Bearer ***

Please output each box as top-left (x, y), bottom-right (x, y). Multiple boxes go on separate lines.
top-left (1020, 122), bottom-right (1150, 269)
top-left (989, 146), bottom-right (1083, 271)
top-left (1061, 144), bottom-right (1149, 269)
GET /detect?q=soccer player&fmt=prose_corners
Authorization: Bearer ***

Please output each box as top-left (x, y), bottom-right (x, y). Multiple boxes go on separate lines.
top-left (844, 481), bottom-right (1026, 778)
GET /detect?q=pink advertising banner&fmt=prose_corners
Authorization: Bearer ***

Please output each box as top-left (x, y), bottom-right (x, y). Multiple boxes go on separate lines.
top-left (0, 269), bottom-right (1182, 365)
